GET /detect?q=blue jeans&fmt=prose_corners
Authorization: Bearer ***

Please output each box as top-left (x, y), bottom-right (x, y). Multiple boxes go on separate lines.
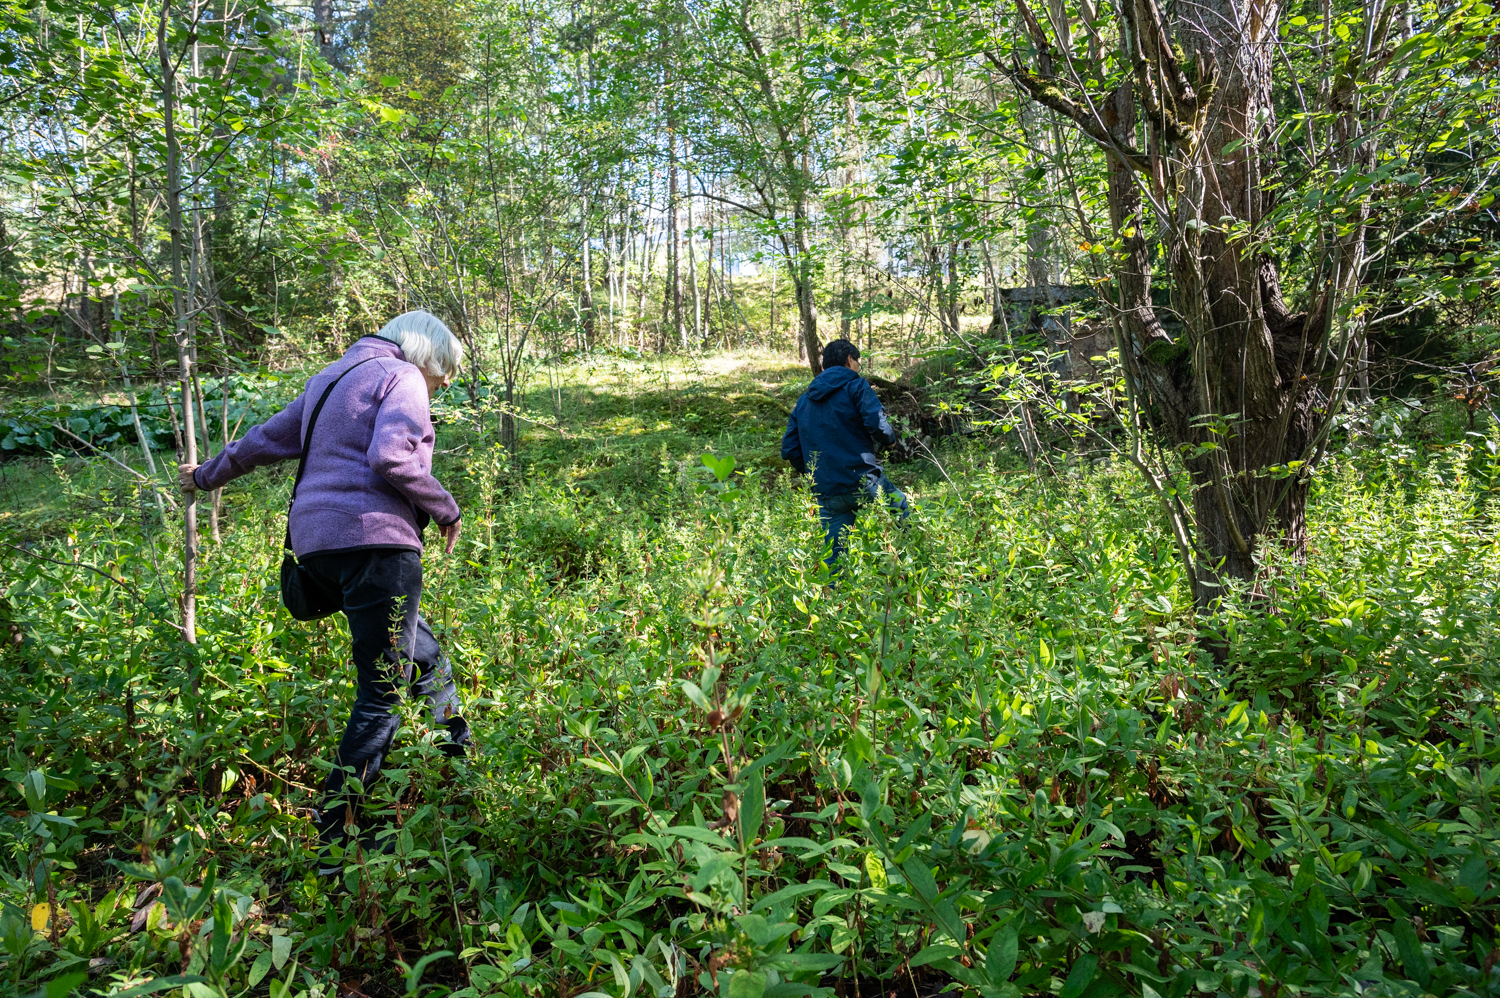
top-left (818, 473), bottom-right (910, 567)
top-left (300, 548), bottom-right (469, 861)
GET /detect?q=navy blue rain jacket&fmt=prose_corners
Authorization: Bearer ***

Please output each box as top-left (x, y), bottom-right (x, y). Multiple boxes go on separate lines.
top-left (781, 365), bottom-right (898, 496)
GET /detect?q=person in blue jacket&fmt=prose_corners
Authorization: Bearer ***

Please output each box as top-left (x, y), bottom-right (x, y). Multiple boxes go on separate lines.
top-left (782, 338), bottom-right (910, 566)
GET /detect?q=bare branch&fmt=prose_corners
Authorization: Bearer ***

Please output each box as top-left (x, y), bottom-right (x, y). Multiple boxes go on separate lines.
top-left (50, 424), bottom-right (180, 510)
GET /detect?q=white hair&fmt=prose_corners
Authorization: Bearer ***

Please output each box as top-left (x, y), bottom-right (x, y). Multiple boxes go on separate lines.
top-left (375, 310), bottom-right (464, 379)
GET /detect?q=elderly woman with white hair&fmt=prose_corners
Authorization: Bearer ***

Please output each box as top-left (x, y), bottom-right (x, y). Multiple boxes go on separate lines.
top-left (179, 310), bottom-right (470, 876)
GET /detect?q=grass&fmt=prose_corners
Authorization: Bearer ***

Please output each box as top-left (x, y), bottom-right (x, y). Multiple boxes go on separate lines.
top-left (2, 351), bottom-right (1499, 998)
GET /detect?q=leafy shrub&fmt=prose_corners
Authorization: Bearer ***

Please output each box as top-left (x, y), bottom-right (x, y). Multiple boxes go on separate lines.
top-left (504, 499), bottom-right (624, 581)
top-left (1, 365), bottom-right (1498, 997)
top-left (0, 377), bottom-right (296, 458)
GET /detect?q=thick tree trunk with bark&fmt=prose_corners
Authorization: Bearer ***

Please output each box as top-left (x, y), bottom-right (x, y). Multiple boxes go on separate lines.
top-left (999, 0), bottom-right (1373, 611)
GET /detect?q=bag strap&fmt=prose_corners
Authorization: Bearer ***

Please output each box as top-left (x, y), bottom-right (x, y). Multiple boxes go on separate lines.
top-left (284, 356), bottom-right (378, 551)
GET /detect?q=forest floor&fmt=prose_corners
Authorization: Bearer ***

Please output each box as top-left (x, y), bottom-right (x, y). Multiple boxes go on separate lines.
top-left (3, 351), bottom-right (1500, 998)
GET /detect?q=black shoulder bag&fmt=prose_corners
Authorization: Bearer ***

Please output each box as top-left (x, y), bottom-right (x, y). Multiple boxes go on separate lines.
top-left (280, 358), bottom-right (375, 621)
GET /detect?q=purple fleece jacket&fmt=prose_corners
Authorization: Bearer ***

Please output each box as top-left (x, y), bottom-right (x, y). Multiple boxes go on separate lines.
top-left (193, 337), bottom-right (460, 557)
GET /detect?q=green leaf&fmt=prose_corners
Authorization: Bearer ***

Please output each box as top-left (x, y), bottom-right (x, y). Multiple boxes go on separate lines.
top-left (752, 879), bottom-right (836, 912)
top-left (23, 971), bottom-right (88, 998)
top-left (607, 950), bottom-right (629, 992)
top-left (1059, 954), bottom-right (1098, 998)
top-left (1386, 904), bottom-right (1430, 987)
top-left (932, 958), bottom-right (986, 987)
top-left (893, 813), bottom-right (933, 854)
top-left (934, 899), bottom-right (965, 945)
top-left (271, 933), bottom-right (292, 969)
top-left (1459, 853), bottom-right (1488, 894)
top-left (727, 968), bottom-right (766, 998)
top-left (248, 950), bottom-right (274, 987)
top-left (702, 452), bottom-right (735, 482)
top-left (986, 926), bottom-right (1018, 985)
top-left (23, 770), bottom-right (45, 810)
top-left (740, 768), bottom-right (765, 847)
top-left (900, 858), bottom-right (939, 901)
top-left (681, 681), bottom-right (710, 711)
top-left (666, 825), bottom-right (736, 848)
top-left (847, 726), bottom-right (875, 763)
top-left (864, 851), bottom-right (887, 888)
top-left (771, 952), bottom-right (842, 972)
top-left (106, 976), bottom-right (211, 998)
top-left (909, 943), bottom-right (960, 967)
top-left (1398, 867), bottom-right (1460, 907)
top-left (404, 949), bottom-right (453, 996)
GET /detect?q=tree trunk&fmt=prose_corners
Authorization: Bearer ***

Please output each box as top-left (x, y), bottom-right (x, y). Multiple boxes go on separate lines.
top-left (945, 240), bottom-right (961, 339)
top-left (792, 200), bottom-right (820, 374)
top-left (312, 0), bottom-right (340, 68)
top-left (159, 0), bottom-right (197, 644)
top-left (769, 258), bottom-right (779, 352)
top-left (686, 167), bottom-right (702, 347)
top-left (580, 192), bottom-right (595, 352)
top-left (664, 115), bottom-right (683, 351)
top-left (1168, 0), bottom-right (1318, 600)
top-left (1003, 0), bottom-right (1352, 613)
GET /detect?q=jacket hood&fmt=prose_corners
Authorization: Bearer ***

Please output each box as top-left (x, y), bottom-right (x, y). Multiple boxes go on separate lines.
top-left (806, 364), bottom-right (861, 402)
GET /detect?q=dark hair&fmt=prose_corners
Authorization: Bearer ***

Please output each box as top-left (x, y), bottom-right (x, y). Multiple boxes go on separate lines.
top-left (822, 339), bottom-right (860, 370)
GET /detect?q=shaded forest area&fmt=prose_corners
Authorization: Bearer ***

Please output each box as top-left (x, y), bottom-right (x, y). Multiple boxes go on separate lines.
top-left (2, 0), bottom-right (1500, 995)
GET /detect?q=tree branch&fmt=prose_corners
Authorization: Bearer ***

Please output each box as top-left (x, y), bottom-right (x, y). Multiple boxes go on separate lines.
top-left (987, 50), bottom-right (1151, 172)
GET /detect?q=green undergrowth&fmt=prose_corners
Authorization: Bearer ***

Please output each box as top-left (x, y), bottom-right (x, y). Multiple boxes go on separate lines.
top-left (2, 356), bottom-right (1500, 998)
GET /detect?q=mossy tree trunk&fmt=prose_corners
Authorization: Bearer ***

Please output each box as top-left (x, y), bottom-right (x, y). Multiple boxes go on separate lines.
top-left (997, 0), bottom-right (1390, 610)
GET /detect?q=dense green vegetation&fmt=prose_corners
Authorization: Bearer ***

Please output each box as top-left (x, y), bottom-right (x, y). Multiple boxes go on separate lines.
top-left (3, 0), bottom-right (1500, 990)
top-left (4, 354), bottom-right (1500, 997)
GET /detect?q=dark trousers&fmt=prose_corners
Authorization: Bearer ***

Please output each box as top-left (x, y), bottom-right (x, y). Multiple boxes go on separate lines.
top-left (818, 472), bottom-right (910, 566)
top-left (300, 548), bottom-right (469, 858)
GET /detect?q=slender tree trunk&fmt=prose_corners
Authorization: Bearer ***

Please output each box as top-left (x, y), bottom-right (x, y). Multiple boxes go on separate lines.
top-left (668, 145), bottom-right (683, 350)
top-left (791, 204), bottom-right (820, 374)
top-left (580, 191), bottom-right (595, 352)
top-left (159, 0), bottom-right (196, 643)
top-left (705, 193), bottom-right (718, 343)
top-left (686, 166), bottom-right (702, 348)
top-left (192, 361), bottom-right (218, 543)
top-left (946, 240), bottom-right (961, 338)
top-left (637, 190), bottom-right (656, 349)
top-left (792, 141), bottom-right (821, 373)
top-left (769, 258), bottom-right (779, 353)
